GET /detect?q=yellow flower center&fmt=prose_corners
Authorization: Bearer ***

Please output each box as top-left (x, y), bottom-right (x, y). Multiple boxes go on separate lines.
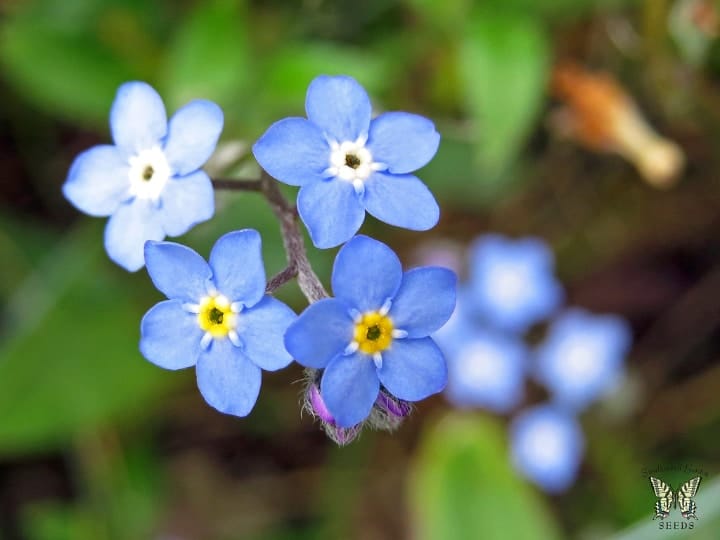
top-left (197, 295), bottom-right (236, 338)
top-left (354, 311), bottom-right (394, 354)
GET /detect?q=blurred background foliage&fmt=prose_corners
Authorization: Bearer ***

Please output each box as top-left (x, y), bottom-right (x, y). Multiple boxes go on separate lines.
top-left (1, 0), bottom-right (720, 538)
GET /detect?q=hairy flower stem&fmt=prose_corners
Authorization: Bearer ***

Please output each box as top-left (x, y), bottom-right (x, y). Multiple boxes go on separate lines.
top-left (211, 174), bottom-right (328, 303)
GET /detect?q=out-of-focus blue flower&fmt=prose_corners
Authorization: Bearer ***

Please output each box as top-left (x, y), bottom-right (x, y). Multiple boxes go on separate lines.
top-left (139, 230), bottom-right (296, 417)
top-left (253, 75), bottom-right (440, 248)
top-left (63, 81), bottom-right (223, 271)
top-left (510, 405), bottom-right (584, 493)
top-left (467, 235), bottom-right (563, 332)
top-left (444, 330), bottom-right (528, 413)
top-left (284, 235), bottom-right (456, 427)
top-left (535, 309), bottom-right (632, 411)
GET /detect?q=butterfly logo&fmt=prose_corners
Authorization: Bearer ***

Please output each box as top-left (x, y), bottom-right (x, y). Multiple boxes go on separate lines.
top-left (649, 476), bottom-right (701, 520)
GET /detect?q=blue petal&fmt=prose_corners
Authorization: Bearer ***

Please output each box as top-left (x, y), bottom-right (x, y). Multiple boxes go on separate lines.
top-left (321, 352), bottom-right (379, 427)
top-left (236, 296), bottom-right (297, 371)
top-left (510, 405), bottom-right (584, 493)
top-left (284, 298), bottom-right (354, 369)
top-left (367, 112), bottom-right (440, 174)
top-left (159, 170), bottom-right (215, 237)
top-left (139, 300), bottom-right (203, 370)
top-left (252, 118), bottom-right (329, 186)
top-left (377, 337), bottom-right (447, 401)
top-left (297, 179), bottom-right (365, 249)
top-left (104, 198), bottom-right (165, 272)
top-left (196, 339), bottom-right (262, 417)
top-left (331, 235), bottom-right (402, 312)
top-left (144, 240), bottom-right (213, 302)
top-left (163, 99), bottom-right (224, 176)
top-left (62, 145), bottom-right (130, 217)
top-left (390, 267), bottom-right (456, 338)
top-left (363, 172), bottom-right (439, 231)
top-left (209, 229), bottom-right (266, 307)
top-left (110, 81), bottom-right (167, 154)
top-left (305, 75), bottom-right (372, 142)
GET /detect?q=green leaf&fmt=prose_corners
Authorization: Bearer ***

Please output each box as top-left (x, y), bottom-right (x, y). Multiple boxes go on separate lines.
top-left (410, 413), bottom-right (563, 540)
top-left (0, 17), bottom-right (133, 125)
top-left (161, 0), bottom-right (252, 111)
top-left (260, 42), bottom-right (391, 115)
top-left (458, 10), bottom-right (549, 177)
top-left (0, 223), bottom-right (172, 455)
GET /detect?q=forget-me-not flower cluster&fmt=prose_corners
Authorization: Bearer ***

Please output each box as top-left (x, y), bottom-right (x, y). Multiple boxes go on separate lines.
top-left (431, 234), bottom-right (632, 492)
top-left (62, 75), bottom-right (454, 442)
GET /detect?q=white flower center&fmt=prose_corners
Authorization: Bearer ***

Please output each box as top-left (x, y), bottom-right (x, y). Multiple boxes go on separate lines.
top-left (326, 136), bottom-right (383, 194)
top-left (128, 146), bottom-right (171, 201)
top-left (456, 341), bottom-right (511, 390)
top-left (523, 420), bottom-right (565, 467)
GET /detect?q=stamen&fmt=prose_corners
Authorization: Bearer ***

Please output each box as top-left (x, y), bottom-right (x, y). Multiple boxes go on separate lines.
top-left (142, 165), bottom-right (154, 181)
top-left (345, 153), bottom-right (361, 169)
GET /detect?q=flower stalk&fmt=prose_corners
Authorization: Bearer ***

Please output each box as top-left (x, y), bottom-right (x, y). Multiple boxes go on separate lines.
top-left (212, 172), bottom-right (328, 303)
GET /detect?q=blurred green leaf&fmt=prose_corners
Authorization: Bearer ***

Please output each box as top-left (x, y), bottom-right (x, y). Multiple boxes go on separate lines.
top-left (0, 223), bottom-right (171, 455)
top-left (162, 0), bottom-right (252, 110)
top-left (410, 413), bottom-right (562, 540)
top-left (458, 10), bottom-right (549, 177)
top-left (260, 42), bottom-right (391, 115)
top-left (0, 17), bottom-right (132, 125)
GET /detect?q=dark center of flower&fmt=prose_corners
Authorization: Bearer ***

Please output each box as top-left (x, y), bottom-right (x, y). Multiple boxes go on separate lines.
top-left (208, 307), bottom-right (224, 325)
top-left (345, 153), bottom-right (361, 169)
top-left (366, 324), bottom-right (382, 341)
top-left (142, 165), bottom-right (154, 181)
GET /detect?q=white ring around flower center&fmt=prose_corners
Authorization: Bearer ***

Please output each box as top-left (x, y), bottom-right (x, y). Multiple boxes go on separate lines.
top-left (326, 136), bottom-right (383, 193)
top-left (128, 145), bottom-right (171, 201)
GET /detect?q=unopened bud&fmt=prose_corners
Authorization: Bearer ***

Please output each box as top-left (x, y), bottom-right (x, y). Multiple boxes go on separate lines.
top-left (366, 390), bottom-right (412, 432)
top-left (304, 380), bottom-right (362, 446)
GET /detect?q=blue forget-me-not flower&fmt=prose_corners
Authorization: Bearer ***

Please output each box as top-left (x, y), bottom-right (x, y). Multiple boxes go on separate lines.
top-left (140, 229), bottom-right (296, 417)
top-left (444, 329), bottom-right (527, 413)
top-left (510, 404), bottom-right (585, 493)
top-left (284, 235), bottom-right (456, 427)
top-left (253, 75), bottom-right (441, 249)
top-left (535, 308), bottom-right (632, 412)
top-left (63, 81), bottom-right (223, 271)
top-left (467, 234), bottom-right (563, 333)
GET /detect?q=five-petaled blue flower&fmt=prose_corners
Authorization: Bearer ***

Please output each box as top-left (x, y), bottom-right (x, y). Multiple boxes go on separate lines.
top-left (467, 234), bottom-right (563, 332)
top-left (284, 235), bottom-right (456, 427)
top-left (63, 81), bottom-right (223, 271)
top-left (140, 229), bottom-right (296, 417)
top-left (535, 309), bottom-right (631, 412)
top-left (510, 405), bottom-right (585, 493)
top-left (253, 75), bottom-right (441, 249)
top-left (444, 329), bottom-right (528, 413)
